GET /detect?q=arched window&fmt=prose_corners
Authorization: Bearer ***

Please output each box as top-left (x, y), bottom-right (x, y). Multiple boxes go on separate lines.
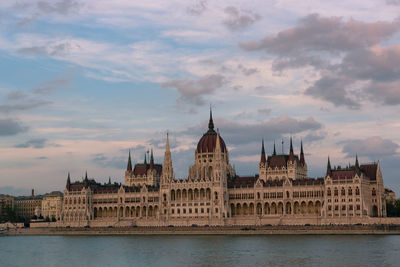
top-left (348, 187), bottom-right (352, 196)
top-left (372, 188), bottom-right (376, 196)
top-left (214, 192), bottom-right (218, 200)
top-left (286, 191), bottom-right (290, 198)
top-left (356, 187), bottom-right (360, 196)
top-left (341, 187), bottom-right (345, 196)
top-left (327, 188), bottom-right (331, 196)
top-left (334, 188), bottom-right (338, 196)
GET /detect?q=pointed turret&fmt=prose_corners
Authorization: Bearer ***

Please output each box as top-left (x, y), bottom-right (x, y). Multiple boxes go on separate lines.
top-left (162, 132), bottom-right (173, 182)
top-left (126, 149), bottom-right (132, 172)
top-left (84, 171), bottom-right (89, 188)
top-left (208, 106), bottom-right (214, 131)
top-left (150, 149), bottom-right (154, 169)
top-left (300, 139), bottom-right (305, 165)
top-left (260, 139), bottom-right (266, 164)
top-left (273, 140), bottom-right (276, 156)
top-left (289, 136), bottom-right (295, 161)
top-left (108, 177), bottom-right (111, 185)
top-left (66, 172), bottom-right (71, 190)
top-left (326, 156), bottom-right (332, 176)
top-left (355, 154), bottom-right (359, 169)
top-left (144, 153), bottom-right (147, 165)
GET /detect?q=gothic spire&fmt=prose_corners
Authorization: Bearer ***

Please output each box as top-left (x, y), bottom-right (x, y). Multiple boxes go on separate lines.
top-left (126, 149), bottom-right (132, 172)
top-left (66, 172), bottom-right (71, 190)
top-left (208, 106), bottom-right (214, 131)
top-left (300, 139), bottom-right (305, 165)
top-left (144, 153), bottom-right (147, 165)
top-left (162, 132), bottom-right (173, 182)
top-left (326, 156), bottom-right (332, 176)
top-left (289, 136), bottom-right (294, 161)
top-left (260, 139), bottom-right (266, 163)
top-left (108, 177), bottom-right (111, 184)
top-left (355, 154), bottom-right (359, 169)
top-left (273, 140), bottom-right (276, 156)
top-left (150, 148), bottom-right (154, 169)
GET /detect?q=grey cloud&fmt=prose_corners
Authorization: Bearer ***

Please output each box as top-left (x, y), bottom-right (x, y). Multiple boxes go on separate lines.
top-left (257, 108), bottom-right (271, 116)
top-left (186, 0), bottom-right (207, 15)
top-left (341, 136), bottom-right (399, 158)
top-left (237, 64), bottom-right (259, 76)
top-left (304, 73), bottom-right (361, 109)
top-left (183, 115), bottom-right (323, 145)
top-left (222, 6), bottom-right (261, 31)
top-left (240, 14), bottom-right (400, 54)
top-left (162, 74), bottom-right (226, 106)
top-left (36, 156), bottom-right (48, 160)
top-left (15, 138), bottom-right (60, 149)
top-left (0, 118), bottom-right (28, 136)
top-left (387, 0), bottom-right (400, 5)
top-left (0, 99), bottom-right (51, 113)
top-left (241, 14), bottom-right (400, 109)
top-left (17, 42), bottom-right (74, 57)
top-left (37, 0), bottom-right (80, 15)
top-left (91, 153), bottom-right (126, 169)
top-left (7, 91), bottom-right (27, 100)
top-left (33, 73), bottom-right (73, 94)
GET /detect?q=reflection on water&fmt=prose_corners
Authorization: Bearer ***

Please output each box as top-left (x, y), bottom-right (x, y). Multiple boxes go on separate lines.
top-left (1, 235), bottom-right (400, 267)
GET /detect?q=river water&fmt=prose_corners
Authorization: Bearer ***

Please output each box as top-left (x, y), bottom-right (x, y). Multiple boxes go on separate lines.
top-left (1, 235), bottom-right (400, 266)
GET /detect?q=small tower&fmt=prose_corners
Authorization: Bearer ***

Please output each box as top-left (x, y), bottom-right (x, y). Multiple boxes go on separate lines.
top-left (273, 140), bottom-right (276, 156)
top-left (150, 149), bottom-right (154, 170)
top-left (288, 136), bottom-right (295, 162)
top-left (66, 172), bottom-right (71, 190)
top-left (126, 150), bottom-right (132, 172)
top-left (300, 140), bottom-right (305, 166)
top-left (259, 139), bottom-right (267, 181)
top-left (162, 133), bottom-right (174, 183)
top-left (326, 156), bottom-right (332, 176)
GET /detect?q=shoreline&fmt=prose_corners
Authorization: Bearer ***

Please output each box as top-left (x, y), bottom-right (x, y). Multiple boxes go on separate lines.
top-left (3, 225), bottom-right (400, 236)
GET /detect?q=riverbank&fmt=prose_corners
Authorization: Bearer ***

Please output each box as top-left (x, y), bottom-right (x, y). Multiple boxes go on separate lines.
top-left (2, 225), bottom-right (400, 235)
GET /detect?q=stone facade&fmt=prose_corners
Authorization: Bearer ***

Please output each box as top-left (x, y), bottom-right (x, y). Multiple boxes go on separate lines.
top-left (14, 196), bottom-right (42, 219)
top-left (41, 192), bottom-right (63, 220)
top-left (0, 195), bottom-right (14, 220)
top-left (60, 111), bottom-right (388, 227)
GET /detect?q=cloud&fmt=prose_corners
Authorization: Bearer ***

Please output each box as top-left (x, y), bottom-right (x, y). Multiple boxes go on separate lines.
top-left (37, 0), bottom-right (80, 15)
top-left (7, 91), bottom-right (28, 100)
top-left (341, 136), bottom-right (399, 158)
top-left (162, 74), bottom-right (226, 106)
top-left (186, 0), bottom-right (207, 15)
top-left (0, 99), bottom-right (51, 113)
top-left (386, 0), bottom-right (400, 5)
top-left (33, 73), bottom-right (73, 94)
top-left (257, 108), bottom-right (271, 116)
top-left (240, 14), bottom-right (400, 54)
top-left (17, 42), bottom-right (75, 57)
top-left (14, 138), bottom-right (60, 149)
top-left (183, 115), bottom-right (323, 145)
top-left (36, 156), bottom-right (48, 160)
top-left (0, 118), bottom-right (28, 136)
top-left (91, 153), bottom-right (126, 169)
top-left (237, 64), bottom-right (259, 76)
top-left (240, 14), bottom-right (400, 109)
top-left (222, 6), bottom-right (261, 31)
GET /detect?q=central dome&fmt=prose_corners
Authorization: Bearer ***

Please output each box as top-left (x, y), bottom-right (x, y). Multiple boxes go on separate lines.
top-left (196, 110), bottom-right (227, 153)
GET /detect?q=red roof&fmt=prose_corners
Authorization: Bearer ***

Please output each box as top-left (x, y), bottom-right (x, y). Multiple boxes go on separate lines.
top-left (133, 163), bottom-right (162, 176)
top-left (267, 154), bottom-right (300, 168)
top-left (228, 176), bottom-right (256, 188)
top-left (196, 130), bottom-right (226, 153)
top-left (360, 164), bottom-right (377, 181)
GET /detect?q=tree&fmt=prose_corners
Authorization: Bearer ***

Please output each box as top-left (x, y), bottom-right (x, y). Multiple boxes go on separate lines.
top-left (387, 199), bottom-right (400, 217)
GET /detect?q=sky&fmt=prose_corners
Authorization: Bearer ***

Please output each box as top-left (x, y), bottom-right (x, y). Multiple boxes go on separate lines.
top-left (0, 0), bottom-right (400, 196)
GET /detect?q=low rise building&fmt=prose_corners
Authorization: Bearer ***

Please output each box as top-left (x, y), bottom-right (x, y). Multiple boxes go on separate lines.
top-left (41, 191), bottom-right (63, 220)
top-left (14, 190), bottom-right (43, 219)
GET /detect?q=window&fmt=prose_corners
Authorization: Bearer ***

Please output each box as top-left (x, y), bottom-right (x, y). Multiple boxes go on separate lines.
top-left (201, 208), bottom-right (204, 213)
top-left (342, 205), bottom-right (346, 211)
top-left (327, 188), bottom-right (331, 196)
top-left (195, 208), bottom-right (198, 213)
top-left (189, 209), bottom-right (192, 214)
top-left (214, 192), bottom-right (218, 200)
top-left (328, 205), bottom-right (332, 211)
top-left (335, 205), bottom-right (339, 211)
top-left (356, 187), bottom-right (360, 196)
top-left (334, 188), bottom-right (338, 196)
top-left (348, 188), bottom-right (352, 196)
top-left (356, 205), bottom-right (360, 210)
top-left (349, 205), bottom-right (353, 211)
top-left (172, 209), bottom-right (174, 214)
top-left (341, 188), bottom-right (345, 196)
top-left (372, 188), bottom-right (376, 196)
top-left (215, 208), bottom-right (218, 213)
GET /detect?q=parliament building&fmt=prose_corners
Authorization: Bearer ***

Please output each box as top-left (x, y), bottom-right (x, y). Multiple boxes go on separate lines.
top-left (61, 111), bottom-right (387, 227)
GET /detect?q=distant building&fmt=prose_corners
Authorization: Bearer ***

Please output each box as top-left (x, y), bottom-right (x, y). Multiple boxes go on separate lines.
top-left (41, 192), bottom-right (63, 220)
top-left (14, 190), bottom-right (43, 219)
top-left (0, 195), bottom-right (14, 220)
top-left (385, 188), bottom-right (396, 205)
top-left (60, 110), bottom-right (388, 227)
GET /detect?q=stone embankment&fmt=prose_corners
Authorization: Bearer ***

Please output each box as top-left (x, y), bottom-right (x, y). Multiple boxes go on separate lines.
top-left (2, 225), bottom-right (400, 236)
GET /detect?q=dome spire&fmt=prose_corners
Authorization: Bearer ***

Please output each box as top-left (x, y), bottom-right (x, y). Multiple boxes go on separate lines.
top-left (208, 105), bottom-right (214, 131)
